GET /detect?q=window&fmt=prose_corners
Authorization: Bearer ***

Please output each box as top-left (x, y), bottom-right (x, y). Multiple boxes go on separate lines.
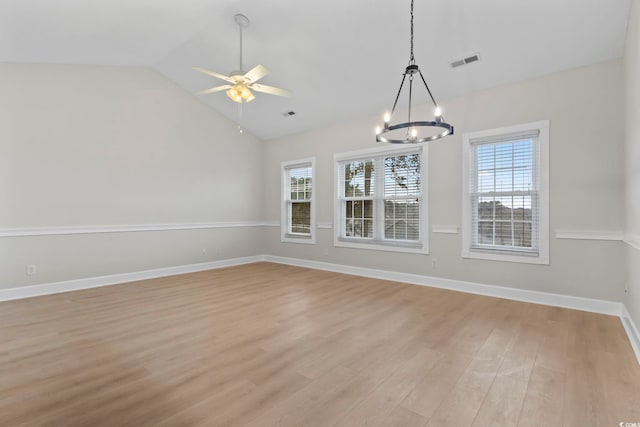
top-left (462, 121), bottom-right (549, 264)
top-left (334, 146), bottom-right (427, 253)
top-left (281, 158), bottom-right (315, 244)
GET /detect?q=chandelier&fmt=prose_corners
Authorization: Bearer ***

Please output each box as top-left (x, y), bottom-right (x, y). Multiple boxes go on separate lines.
top-left (376, 0), bottom-right (454, 143)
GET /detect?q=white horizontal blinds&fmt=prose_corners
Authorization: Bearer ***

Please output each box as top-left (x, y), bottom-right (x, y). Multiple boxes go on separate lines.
top-left (286, 165), bottom-right (312, 235)
top-left (384, 152), bottom-right (421, 241)
top-left (470, 130), bottom-right (539, 253)
top-left (340, 159), bottom-right (375, 238)
top-left (338, 148), bottom-right (422, 245)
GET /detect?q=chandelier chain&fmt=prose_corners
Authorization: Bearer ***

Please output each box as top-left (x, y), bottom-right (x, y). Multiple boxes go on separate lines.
top-left (410, 0), bottom-right (415, 64)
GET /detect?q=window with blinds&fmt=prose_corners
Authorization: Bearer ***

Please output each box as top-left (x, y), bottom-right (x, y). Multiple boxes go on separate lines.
top-left (462, 120), bottom-right (549, 264)
top-left (384, 154), bottom-right (421, 241)
top-left (336, 147), bottom-right (424, 250)
top-left (470, 131), bottom-right (539, 253)
top-left (342, 159), bottom-right (375, 238)
top-left (282, 159), bottom-right (315, 243)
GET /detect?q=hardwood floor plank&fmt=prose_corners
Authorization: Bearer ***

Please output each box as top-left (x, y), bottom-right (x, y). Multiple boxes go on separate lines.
top-left (166, 371), bottom-right (310, 427)
top-left (517, 365), bottom-right (564, 427)
top-left (242, 365), bottom-right (372, 427)
top-left (426, 329), bottom-right (510, 427)
top-left (383, 406), bottom-right (429, 427)
top-left (400, 351), bottom-right (474, 419)
top-left (0, 262), bottom-right (637, 427)
top-left (471, 375), bottom-right (530, 427)
top-left (334, 346), bottom-right (441, 427)
top-left (469, 318), bottom-right (542, 426)
top-left (563, 357), bottom-right (610, 427)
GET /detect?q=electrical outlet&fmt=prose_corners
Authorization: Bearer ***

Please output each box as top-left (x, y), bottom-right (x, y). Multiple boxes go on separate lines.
top-left (431, 259), bottom-right (438, 268)
top-left (26, 264), bottom-right (37, 276)
top-left (201, 248), bottom-right (207, 256)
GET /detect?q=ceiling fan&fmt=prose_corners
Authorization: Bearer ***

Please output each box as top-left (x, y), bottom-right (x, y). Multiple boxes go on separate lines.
top-left (193, 14), bottom-right (291, 104)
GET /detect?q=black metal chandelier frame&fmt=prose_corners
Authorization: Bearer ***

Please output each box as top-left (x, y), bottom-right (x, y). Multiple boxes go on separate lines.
top-left (376, 0), bottom-right (454, 144)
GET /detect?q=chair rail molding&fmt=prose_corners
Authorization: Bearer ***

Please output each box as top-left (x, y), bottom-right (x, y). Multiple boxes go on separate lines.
top-left (554, 230), bottom-right (625, 241)
top-left (624, 234), bottom-right (640, 251)
top-left (0, 222), bottom-right (269, 238)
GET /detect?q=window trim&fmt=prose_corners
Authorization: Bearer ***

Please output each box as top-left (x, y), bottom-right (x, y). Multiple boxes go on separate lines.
top-left (462, 120), bottom-right (549, 264)
top-left (281, 158), bottom-right (316, 244)
top-left (333, 145), bottom-right (429, 254)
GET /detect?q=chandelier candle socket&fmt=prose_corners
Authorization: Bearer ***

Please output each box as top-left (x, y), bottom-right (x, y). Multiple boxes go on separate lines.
top-left (376, 0), bottom-right (454, 144)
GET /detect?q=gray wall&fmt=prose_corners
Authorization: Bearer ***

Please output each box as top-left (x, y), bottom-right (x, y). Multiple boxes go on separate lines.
top-left (263, 60), bottom-right (626, 301)
top-left (0, 64), bottom-right (265, 288)
top-left (0, 58), bottom-right (631, 308)
top-left (625, 0), bottom-right (640, 326)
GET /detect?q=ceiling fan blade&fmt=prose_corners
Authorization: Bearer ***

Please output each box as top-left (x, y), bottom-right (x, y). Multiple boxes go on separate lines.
top-left (197, 85), bottom-right (232, 95)
top-left (192, 67), bottom-right (234, 83)
top-left (250, 84), bottom-right (292, 97)
top-left (243, 64), bottom-right (270, 83)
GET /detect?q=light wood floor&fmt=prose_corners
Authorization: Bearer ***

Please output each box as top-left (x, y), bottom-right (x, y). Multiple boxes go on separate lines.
top-left (1, 262), bottom-right (639, 426)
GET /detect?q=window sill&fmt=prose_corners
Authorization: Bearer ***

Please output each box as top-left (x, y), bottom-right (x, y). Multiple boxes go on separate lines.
top-left (335, 239), bottom-right (428, 254)
top-left (282, 235), bottom-right (316, 245)
top-left (462, 249), bottom-right (549, 265)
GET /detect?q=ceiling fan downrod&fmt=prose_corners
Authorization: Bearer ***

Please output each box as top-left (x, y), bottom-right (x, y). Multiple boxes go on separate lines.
top-left (234, 14), bottom-right (249, 72)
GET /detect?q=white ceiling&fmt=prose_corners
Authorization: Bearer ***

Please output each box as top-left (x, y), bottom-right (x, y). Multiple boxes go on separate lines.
top-left (1, 0), bottom-right (632, 140)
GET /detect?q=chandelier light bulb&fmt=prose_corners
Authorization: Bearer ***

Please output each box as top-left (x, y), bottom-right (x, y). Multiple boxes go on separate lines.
top-left (375, 126), bottom-right (382, 135)
top-left (383, 112), bottom-right (391, 130)
top-left (410, 128), bottom-right (418, 139)
top-left (435, 106), bottom-right (442, 117)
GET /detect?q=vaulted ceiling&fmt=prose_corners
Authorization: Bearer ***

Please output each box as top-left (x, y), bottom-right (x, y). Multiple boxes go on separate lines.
top-left (1, 0), bottom-right (632, 140)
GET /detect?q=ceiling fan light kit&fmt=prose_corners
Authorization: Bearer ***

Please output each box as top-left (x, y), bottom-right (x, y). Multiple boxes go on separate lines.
top-left (375, 0), bottom-right (454, 144)
top-left (227, 83), bottom-right (255, 103)
top-left (193, 14), bottom-right (291, 104)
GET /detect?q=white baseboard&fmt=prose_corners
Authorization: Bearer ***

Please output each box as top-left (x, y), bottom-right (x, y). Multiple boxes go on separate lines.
top-left (2, 253), bottom-right (638, 365)
top-left (263, 255), bottom-right (621, 316)
top-left (0, 255), bottom-right (263, 302)
top-left (621, 305), bottom-right (640, 364)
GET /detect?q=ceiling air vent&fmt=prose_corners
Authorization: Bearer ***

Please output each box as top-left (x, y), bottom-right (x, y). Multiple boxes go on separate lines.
top-left (451, 54), bottom-right (481, 69)
top-left (282, 111), bottom-right (296, 117)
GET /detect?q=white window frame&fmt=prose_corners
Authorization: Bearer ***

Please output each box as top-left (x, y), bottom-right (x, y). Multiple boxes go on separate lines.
top-left (281, 158), bottom-right (316, 244)
top-left (334, 145), bottom-right (428, 254)
top-left (462, 120), bottom-right (549, 264)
